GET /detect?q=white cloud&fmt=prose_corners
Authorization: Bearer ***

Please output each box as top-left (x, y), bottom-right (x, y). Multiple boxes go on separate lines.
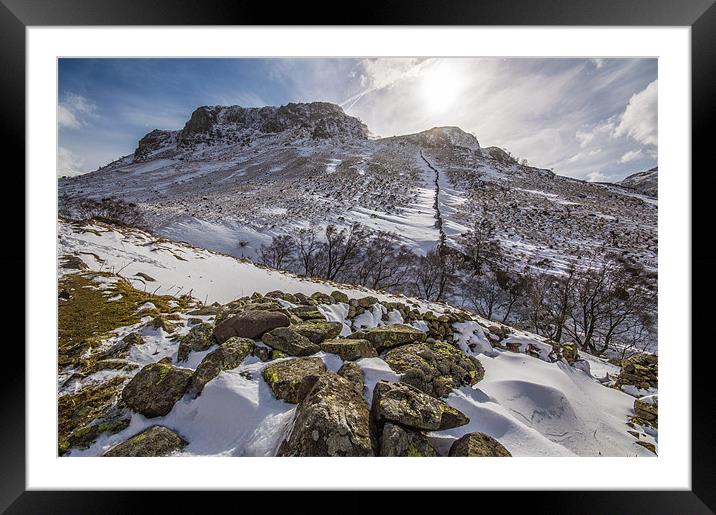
top-left (620, 149), bottom-right (643, 163)
top-left (613, 79), bottom-right (657, 146)
top-left (58, 93), bottom-right (97, 129)
top-left (575, 130), bottom-right (594, 148)
top-left (586, 170), bottom-right (609, 182)
top-left (57, 146), bottom-right (85, 177)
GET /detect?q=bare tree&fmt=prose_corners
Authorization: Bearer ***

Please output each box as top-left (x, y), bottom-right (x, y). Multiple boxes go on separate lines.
top-left (293, 228), bottom-right (321, 277)
top-left (259, 234), bottom-right (296, 269)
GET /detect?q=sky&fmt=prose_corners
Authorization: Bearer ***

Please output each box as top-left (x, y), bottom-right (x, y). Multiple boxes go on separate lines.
top-left (58, 58), bottom-right (657, 182)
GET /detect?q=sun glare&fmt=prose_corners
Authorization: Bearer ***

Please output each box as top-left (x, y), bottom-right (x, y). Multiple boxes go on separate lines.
top-left (419, 63), bottom-right (462, 113)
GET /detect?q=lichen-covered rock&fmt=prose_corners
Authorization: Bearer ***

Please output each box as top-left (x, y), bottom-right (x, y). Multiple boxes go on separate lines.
top-left (177, 322), bottom-right (215, 362)
top-left (193, 337), bottom-right (255, 392)
top-left (371, 380), bottom-right (469, 431)
top-left (560, 342), bottom-right (579, 364)
top-left (262, 327), bottom-right (321, 356)
top-left (384, 341), bottom-right (484, 398)
top-left (262, 357), bottom-right (327, 404)
top-left (289, 305), bottom-right (325, 321)
top-left (121, 362), bottom-right (193, 417)
top-left (448, 432), bottom-right (512, 457)
top-left (311, 291), bottom-right (333, 304)
top-left (291, 320), bottom-right (342, 344)
top-left (338, 361), bottom-right (364, 394)
top-left (330, 290), bottom-right (349, 304)
top-left (616, 352), bottom-right (658, 390)
top-left (379, 423), bottom-right (438, 457)
top-left (349, 324), bottom-right (426, 353)
top-left (213, 310), bottom-right (289, 343)
top-left (103, 426), bottom-right (187, 457)
top-left (320, 338), bottom-right (377, 361)
top-left (636, 440), bottom-right (657, 454)
top-left (277, 372), bottom-right (373, 456)
top-left (634, 395), bottom-right (658, 426)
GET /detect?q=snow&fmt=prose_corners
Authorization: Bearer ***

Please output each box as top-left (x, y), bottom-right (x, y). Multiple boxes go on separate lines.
top-left (452, 320), bottom-right (496, 357)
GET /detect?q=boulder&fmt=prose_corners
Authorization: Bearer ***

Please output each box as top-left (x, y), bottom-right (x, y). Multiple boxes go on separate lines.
top-left (634, 395), bottom-right (658, 426)
top-left (262, 357), bottom-right (327, 404)
top-left (560, 342), bottom-right (579, 364)
top-left (193, 337), bottom-right (255, 392)
top-left (177, 323), bottom-right (215, 362)
top-left (289, 305), bottom-right (325, 321)
top-left (371, 380), bottom-right (469, 432)
top-left (262, 327), bottom-right (321, 356)
top-left (291, 320), bottom-right (342, 344)
top-left (448, 432), bottom-right (512, 457)
top-left (338, 361), bottom-right (364, 394)
top-left (384, 341), bottom-right (484, 397)
top-left (616, 352), bottom-right (658, 390)
top-left (349, 324), bottom-right (426, 353)
top-left (121, 362), bottom-right (193, 417)
top-left (213, 310), bottom-right (289, 343)
top-left (320, 338), bottom-right (377, 361)
top-left (277, 372), bottom-right (373, 456)
top-left (330, 290), bottom-right (349, 304)
top-left (379, 423), bottom-right (438, 457)
top-left (103, 426), bottom-right (187, 457)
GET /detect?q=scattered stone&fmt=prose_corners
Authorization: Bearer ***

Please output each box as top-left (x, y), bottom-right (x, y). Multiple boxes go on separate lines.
top-left (177, 322), bottom-right (216, 362)
top-left (560, 342), bottom-right (579, 364)
top-left (616, 353), bottom-right (658, 390)
top-left (277, 372), bottom-right (373, 456)
top-left (262, 357), bottom-right (327, 404)
top-left (134, 272), bottom-right (156, 282)
top-left (213, 310), bottom-right (289, 343)
top-left (193, 337), bottom-right (255, 392)
top-left (320, 338), bottom-right (377, 361)
top-left (101, 332), bottom-right (144, 359)
top-left (147, 316), bottom-right (176, 333)
top-left (121, 362), bottom-right (193, 417)
top-left (636, 440), bottom-right (657, 454)
top-left (103, 426), bottom-right (187, 457)
top-left (357, 296), bottom-right (379, 308)
top-left (262, 327), bottom-right (321, 356)
top-left (371, 380), bottom-right (469, 432)
top-left (59, 255), bottom-right (88, 270)
top-left (311, 292), bottom-right (333, 304)
top-left (634, 395), bottom-right (658, 426)
top-left (291, 320), bottom-right (342, 344)
top-left (448, 432), bottom-right (512, 457)
top-left (289, 305), bottom-right (325, 321)
top-left (330, 290), bottom-right (349, 303)
top-left (379, 422), bottom-right (438, 457)
top-left (338, 361), bottom-right (364, 394)
top-left (384, 341), bottom-right (484, 397)
top-left (349, 324), bottom-right (426, 353)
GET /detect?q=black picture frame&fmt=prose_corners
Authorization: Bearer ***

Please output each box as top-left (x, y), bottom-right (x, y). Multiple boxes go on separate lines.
top-left (2, 0), bottom-right (713, 512)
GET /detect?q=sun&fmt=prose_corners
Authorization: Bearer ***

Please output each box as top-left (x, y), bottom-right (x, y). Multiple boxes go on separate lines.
top-left (419, 63), bottom-right (462, 114)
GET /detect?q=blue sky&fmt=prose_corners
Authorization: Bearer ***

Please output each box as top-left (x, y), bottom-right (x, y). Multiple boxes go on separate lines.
top-left (58, 58), bottom-right (657, 181)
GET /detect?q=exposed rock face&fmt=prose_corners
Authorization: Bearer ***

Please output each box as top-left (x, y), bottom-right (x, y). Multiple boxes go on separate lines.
top-left (262, 357), bottom-right (327, 404)
top-left (193, 337), bottom-right (255, 392)
top-left (177, 323), bottom-right (216, 362)
top-left (262, 327), bottom-right (320, 356)
top-left (349, 324), bottom-right (427, 353)
top-left (448, 432), bottom-right (512, 457)
top-left (634, 395), bottom-right (658, 426)
top-left (338, 361), bottom-right (365, 395)
top-left (371, 380), bottom-right (469, 432)
top-left (384, 341), bottom-right (484, 398)
top-left (121, 362), bottom-right (193, 417)
top-left (320, 338), bottom-right (377, 361)
top-left (277, 372), bottom-right (374, 457)
top-left (103, 426), bottom-right (187, 457)
top-left (379, 423), bottom-right (438, 457)
top-left (616, 353), bottom-right (658, 390)
top-left (133, 129), bottom-right (176, 161)
top-left (213, 310), bottom-right (289, 343)
top-left (290, 320), bottom-right (342, 344)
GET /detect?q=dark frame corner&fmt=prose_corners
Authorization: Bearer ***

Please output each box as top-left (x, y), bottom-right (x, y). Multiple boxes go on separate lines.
top-left (3, 0), bottom-right (715, 512)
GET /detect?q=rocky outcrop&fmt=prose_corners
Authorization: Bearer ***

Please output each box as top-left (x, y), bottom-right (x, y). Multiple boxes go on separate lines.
top-left (320, 338), bottom-right (377, 361)
top-left (193, 337), bottom-right (255, 392)
top-left (262, 357), bottom-right (327, 404)
top-left (338, 361), bottom-right (365, 395)
top-left (349, 324), bottom-right (426, 353)
top-left (448, 432), bottom-right (512, 457)
top-left (262, 327), bottom-right (320, 356)
top-left (103, 426), bottom-right (187, 457)
top-left (213, 310), bottom-right (289, 343)
top-left (177, 323), bottom-right (215, 362)
top-left (616, 353), bottom-right (658, 390)
top-left (384, 341), bottom-right (484, 398)
top-left (290, 320), bottom-right (342, 344)
top-left (277, 372), bottom-right (373, 457)
top-left (634, 395), bottom-right (658, 427)
top-left (379, 423), bottom-right (438, 457)
top-left (121, 362), bottom-right (193, 417)
top-left (371, 380), bottom-right (469, 432)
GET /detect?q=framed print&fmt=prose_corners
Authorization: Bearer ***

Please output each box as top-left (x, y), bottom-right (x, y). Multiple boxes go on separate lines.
top-left (4, 0), bottom-right (715, 511)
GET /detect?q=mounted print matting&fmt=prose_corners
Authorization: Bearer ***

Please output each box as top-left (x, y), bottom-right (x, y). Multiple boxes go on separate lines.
top-left (3, 0), bottom-right (714, 512)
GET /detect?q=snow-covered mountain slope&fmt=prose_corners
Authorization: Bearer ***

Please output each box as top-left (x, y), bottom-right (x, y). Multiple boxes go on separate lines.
top-left (58, 102), bottom-right (657, 278)
top-left (57, 219), bottom-right (657, 457)
top-left (618, 167), bottom-right (658, 198)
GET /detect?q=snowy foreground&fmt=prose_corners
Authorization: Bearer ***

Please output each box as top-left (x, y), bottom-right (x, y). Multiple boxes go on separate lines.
top-left (58, 219), bottom-right (657, 457)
